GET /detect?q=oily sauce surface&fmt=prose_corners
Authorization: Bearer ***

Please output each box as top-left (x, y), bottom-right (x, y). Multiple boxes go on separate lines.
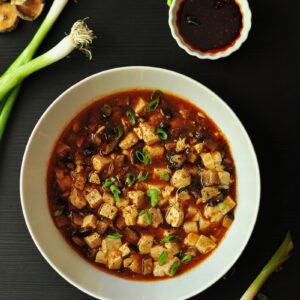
top-left (47, 89), bottom-right (236, 280)
top-left (177, 0), bottom-right (243, 53)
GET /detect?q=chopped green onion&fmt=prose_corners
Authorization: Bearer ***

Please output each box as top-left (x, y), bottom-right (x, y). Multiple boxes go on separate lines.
top-left (160, 171), bottom-right (170, 181)
top-left (146, 188), bottom-right (159, 207)
top-left (161, 234), bottom-right (180, 243)
top-left (110, 184), bottom-right (121, 202)
top-left (146, 98), bottom-right (160, 112)
top-left (126, 172), bottom-right (136, 186)
top-left (53, 209), bottom-right (63, 217)
top-left (103, 178), bottom-right (116, 187)
top-left (107, 232), bottom-right (122, 239)
top-left (169, 260), bottom-right (180, 275)
top-left (135, 150), bottom-right (151, 165)
top-left (115, 125), bottom-right (124, 140)
top-left (241, 232), bottom-right (294, 300)
top-left (139, 209), bottom-right (152, 225)
top-left (150, 89), bottom-right (162, 100)
top-left (181, 254), bottom-right (193, 263)
top-left (126, 108), bottom-right (136, 125)
top-left (156, 128), bottom-right (168, 140)
top-left (158, 251), bottom-right (168, 266)
top-left (167, 0), bottom-right (173, 7)
top-left (138, 171), bottom-right (149, 182)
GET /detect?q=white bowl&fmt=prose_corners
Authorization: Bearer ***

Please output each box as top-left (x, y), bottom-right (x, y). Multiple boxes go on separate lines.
top-left (169, 0), bottom-right (252, 59)
top-left (20, 66), bottom-right (260, 300)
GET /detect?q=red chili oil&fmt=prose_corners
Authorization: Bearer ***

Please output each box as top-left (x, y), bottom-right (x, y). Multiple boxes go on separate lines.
top-left (176, 0), bottom-right (243, 53)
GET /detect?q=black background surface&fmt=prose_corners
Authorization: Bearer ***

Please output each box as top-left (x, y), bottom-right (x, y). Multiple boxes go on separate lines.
top-left (0, 1), bottom-right (299, 299)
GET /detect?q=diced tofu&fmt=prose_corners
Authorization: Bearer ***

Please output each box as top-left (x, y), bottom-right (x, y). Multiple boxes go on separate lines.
top-left (137, 213), bottom-right (149, 227)
top-left (98, 203), bottom-right (118, 220)
top-left (119, 132), bottom-right (139, 150)
top-left (107, 250), bottom-right (122, 269)
top-left (123, 255), bottom-right (141, 273)
top-left (102, 192), bottom-right (115, 205)
top-left (96, 220), bottom-right (109, 234)
top-left (128, 191), bottom-right (145, 209)
top-left (200, 153), bottom-right (215, 170)
top-left (142, 258), bottom-right (153, 275)
top-left (81, 215), bottom-right (97, 229)
top-left (149, 208), bottom-right (163, 228)
top-left (187, 152), bottom-right (198, 163)
top-left (185, 247), bottom-right (197, 257)
top-left (119, 243), bottom-right (131, 257)
top-left (187, 206), bottom-right (199, 219)
top-left (203, 205), bottom-right (223, 223)
top-left (194, 143), bottom-right (203, 154)
top-left (133, 97), bottom-right (147, 114)
top-left (150, 245), bottom-right (165, 260)
top-left (179, 109), bottom-right (189, 119)
top-left (153, 167), bottom-right (171, 179)
top-left (95, 249), bottom-right (107, 264)
top-left (162, 185), bottom-right (174, 198)
top-left (219, 196), bottom-right (236, 215)
top-left (116, 199), bottom-right (129, 209)
top-left (176, 137), bottom-right (189, 152)
top-left (89, 172), bottom-right (101, 184)
top-left (84, 232), bottom-right (102, 249)
top-left (122, 205), bottom-right (138, 226)
top-left (138, 235), bottom-right (154, 254)
top-left (74, 173), bottom-right (86, 190)
top-left (69, 188), bottom-right (86, 209)
top-left (201, 187), bottom-right (220, 202)
top-left (199, 215), bottom-right (211, 230)
top-left (92, 154), bottom-right (111, 171)
top-left (139, 122), bottom-right (160, 145)
top-left (183, 221), bottom-right (198, 233)
top-left (195, 235), bottom-right (216, 254)
top-left (218, 171), bottom-right (231, 186)
top-left (102, 237), bottom-right (122, 253)
top-left (165, 242), bottom-right (180, 256)
top-left (114, 154), bottom-right (125, 168)
top-left (222, 215), bottom-right (233, 228)
top-left (166, 204), bottom-right (184, 227)
top-left (153, 257), bottom-right (180, 277)
top-left (144, 145), bottom-right (164, 158)
top-left (184, 233), bottom-right (200, 247)
top-left (85, 189), bottom-right (102, 208)
top-left (133, 127), bottom-right (143, 139)
top-left (201, 170), bottom-right (220, 186)
top-left (212, 152), bottom-right (222, 166)
top-left (171, 169), bottom-right (191, 189)
top-left (177, 190), bottom-right (191, 201)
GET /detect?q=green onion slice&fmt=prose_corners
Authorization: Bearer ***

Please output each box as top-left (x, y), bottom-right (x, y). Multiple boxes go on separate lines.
top-left (53, 209), bottom-right (63, 217)
top-left (103, 178), bottom-right (116, 188)
top-left (107, 232), bottom-right (122, 239)
top-left (158, 251), bottom-right (168, 266)
top-left (156, 128), bottom-right (168, 140)
top-left (150, 89), bottom-right (162, 100)
top-left (160, 171), bottom-right (170, 181)
top-left (181, 254), bottom-right (193, 263)
top-left (126, 108), bottom-right (136, 125)
top-left (161, 234), bottom-right (180, 243)
top-left (146, 98), bottom-right (160, 112)
top-left (115, 125), bottom-right (124, 140)
top-left (110, 184), bottom-right (121, 202)
top-left (135, 150), bottom-right (151, 165)
top-left (126, 172), bottom-right (136, 186)
top-left (146, 188), bottom-right (159, 207)
top-left (138, 171), bottom-right (149, 182)
top-left (139, 209), bottom-right (152, 225)
top-left (169, 260), bottom-right (180, 275)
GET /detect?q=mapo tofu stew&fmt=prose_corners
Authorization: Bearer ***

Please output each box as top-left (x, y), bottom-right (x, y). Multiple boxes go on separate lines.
top-left (48, 89), bottom-right (236, 280)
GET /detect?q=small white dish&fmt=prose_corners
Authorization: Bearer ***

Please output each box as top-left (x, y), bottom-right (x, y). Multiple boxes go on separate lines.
top-left (169, 0), bottom-right (252, 59)
top-left (20, 66), bottom-right (260, 300)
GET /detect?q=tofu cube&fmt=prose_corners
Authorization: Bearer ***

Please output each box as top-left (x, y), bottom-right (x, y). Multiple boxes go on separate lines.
top-left (153, 257), bottom-right (180, 277)
top-left (102, 237), bottom-right (122, 253)
top-left (143, 144), bottom-right (164, 158)
top-left (175, 137), bottom-right (189, 152)
top-left (138, 235), bottom-right (154, 254)
top-left (183, 221), bottom-right (198, 233)
top-left (194, 143), bottom-right (203, 154)
top-left (123, 255), bottom-right (141, 273)
top-left (84, 232), bottom-right (102, 249)
top-left (212, 151), bottom-right (222, 166)
top-left (122, 205), bottom-right (138, 226)
top-left (200, 153), bottom-right (215, 170)
top-left (150, 245), bottom-right (165, 260)
top-left (184, 233), bottom-right (200, 247)
top-left (95, 249), bottom-right (107, 264)
top-left (162, 185), bottom-right (174, 198)
top-left (204, 205), bottom-right (223, 223)
top-left (102, 192), bottom-right (115, 205)
top-left (199, 215), bottom-right (211, 230)
top-left (149, 208), bottom-right (163, 228)
top-left (201, 170), bottom-right (220, 186)
top-left (201, 187), bottom-right (220, 202)
top-left (89, 172), bottom-right (101, 184)
top-left (218, 171), bottom-right (231, 186)
top-left (127, 191), bottom-right (145, 209)
top-left (119, 243), bottom-right (131, 257)
top-left (153, 167), bottom-right (171, 180)
top-left (81, 214), bottom-right (97, 229)
top-left (166, 204), bottom-right (184, 227)
top-left (139, 122), bottom-right (160, 145)
top-left (133, 97), bottom-right (147, 114)
top-left (119, 132), bottom-right (139, 150)
top-left (171, 169), bottom-right (191, 189)
top-left (219, 196), bottom-right (236, 215)
top-left (142, 258), bottom-right (153, 275)
top-left (85, 189), bottom-right (102, 208)
top-left (69, 188), bottom-right (86, 209)
top-left (92, 154), bottom-right (111, 171)
top-left (98, 203), bottom-right (118, 220)
top-left (107, 250), bottom-right (123, 269)
top-left (195, 235), bottom-right (216, 254)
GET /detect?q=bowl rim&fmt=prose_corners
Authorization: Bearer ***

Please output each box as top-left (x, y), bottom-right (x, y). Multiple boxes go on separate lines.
top-left (20, 66), bottom-right (260, 300)
top-left (168, 0), bottom-right (252, 60)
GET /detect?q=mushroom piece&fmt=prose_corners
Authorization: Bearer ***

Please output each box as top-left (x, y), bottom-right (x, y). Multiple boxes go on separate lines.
top-left (0, 3), bottom-right (19, 33)
top-left (14, 0), bottom-right (45, 21)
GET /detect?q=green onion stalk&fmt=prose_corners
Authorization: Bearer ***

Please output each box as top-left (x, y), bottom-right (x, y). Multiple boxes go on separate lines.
top-left (241, 232), bottom-right (294, 300)
top-left (0, 0), bottom-right (69, 139)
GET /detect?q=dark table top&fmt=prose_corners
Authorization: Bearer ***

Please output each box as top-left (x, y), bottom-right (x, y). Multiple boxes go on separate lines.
top-left (0, 0), bottom-right (299, 299)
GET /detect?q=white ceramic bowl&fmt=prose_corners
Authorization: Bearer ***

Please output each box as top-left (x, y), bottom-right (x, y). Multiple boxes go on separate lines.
top-left (20, 66), bottom-right (260, 300)
top-left (169, 0), bottom-right (252, 59)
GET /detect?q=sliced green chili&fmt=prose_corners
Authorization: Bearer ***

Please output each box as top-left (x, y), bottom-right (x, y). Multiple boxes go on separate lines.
top-left (146, 98), bottom-right (160, 112)
top-left (110, 184), bottom-right (121, 202)
top-left (126, 108), bottom-right (136, 125)
top-left (146, 188), bottom-right (159, 207)
top-left (161, 234), bottom-right (180, 243)
top-left (115, 125), bottom-right (124, 140)
top-left (156, 128), bottom-right (168, 140)
top-left (158, 251), bottom-right (168, 266)
top-left (181, 254), bottom-right (193, 263)
top-left (126, 172), bottom-right (136, 186)
top-left (138, 171), bottom-right (149, 182)
top-left (139, 209), bottom-right (152, 225)
top-left (103, 178), bottom-right (116, 188)
top-left (169, 260), bottom-right (180, 275)
top-left (53, 209), bottom-right (63, 217)
top-left (107, 232), bottom-right (122, 239)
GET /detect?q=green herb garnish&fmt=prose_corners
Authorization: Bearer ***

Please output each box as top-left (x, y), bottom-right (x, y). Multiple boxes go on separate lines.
top-left (135, 150), bottom-right (151, 165)
top-left (181, 254), bottom-right (193, 263)
top-left (138, 171), bottom-right (149, 182)
top-left (103, 178), bottom-right (116, 188)
top-left (110, 184), bottom-right (121, 202)
top-left (156, 128), bottom-right (168, 140)
top-left (161, 234), bottom-right (180, 243)
top-left (169, 260), bottom-right (180, 275)
top-left (146, 188), bottom-right (159, 207)
top-left (139, 209), bottom-right (152, 225)
top-left (158, 251), bottom-right (168, 266)
top-left (53, 209), bottom-right (63, 217)
top-left (126, 172), bottom-right (136, 186)
top-left (160, 171), bottom-right (170, 181)
top-left (115, 125), bottom-right (124, 140)
top-left (126, 108), bottom-right (136, 125)
top-left (107, 232), bottom-right (123, 239)
top-left (146, 98), bottom-right (160, 112)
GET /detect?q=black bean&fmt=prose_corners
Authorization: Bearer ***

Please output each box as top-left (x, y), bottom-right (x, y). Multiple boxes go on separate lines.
top-left (117, 267), bottom-right (126, 273)
top-left (160, 107), bottom-right (173, 119)
top-left (83, 144), bottom-right (97, 157)
top-left (159, 122), bottom-right (170, 131)
top-left (76, 228), bottom-right (93, 237)
top-left (194, 130), bottom-right (206, 142)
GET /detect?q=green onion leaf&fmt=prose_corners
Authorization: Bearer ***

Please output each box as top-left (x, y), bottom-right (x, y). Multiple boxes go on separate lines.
top-left (115, 125), bottom-right (124, 140)
top-left (53, 209), bottom-right (63, 217)
top-left (158, 251), bottom-right (168, 266)
top-left (126, 108), bottom-right (136, 125)
top-left (138, 171), bottom-right (149, 182)
top-left (150, 89), bottom-right (162, 100)
top-left (103, 178), bottom-right (116, 188)
top-left (143, 150), bottom-right (151, 164)
top-left (181, 254), bottom-right (193, 263)
top-left (156, 128), bottom-right (168, 140)
top-left (160, 171), bottom-right (170, 181)
top-left (135, 150), bottom-right (151, 165)
top-left (139, 209), bottom-right (152, 225)
top-left (107, 232), bottom-right (122, 239)
top-left (146, 188), bottom-right (159, 207)
top-left (161, 234), bottom-right (180, 243)
top-left (167, 0), bottom-right (173, 7)
top-left (146, 98), bottom-right (160, 112)
top-left (126, 172), bottom-right (136, 186)
top-left (110, 184), bottom-right (121, 202)
top-left (169, 260), bottom-right (180, 275)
